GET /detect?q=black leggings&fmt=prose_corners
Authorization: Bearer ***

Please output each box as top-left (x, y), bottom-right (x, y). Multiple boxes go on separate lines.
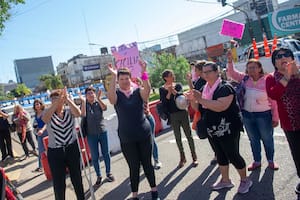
top-left (121, 135), bottom-right (156, 193)
top-left (284, 130), bottom-right (300, 177)
top-left (209, 131), bottom-right (246, 169)
top-left (48, 141), bottom-right (84, 200)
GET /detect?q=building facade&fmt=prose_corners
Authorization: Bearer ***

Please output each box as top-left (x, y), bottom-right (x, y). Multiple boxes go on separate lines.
top-left (14, 56), bottom-right (55, 89)
top-left (175, 0), bottom-right (299, 62)
top-left (56, 54), bottom-right (112, 87)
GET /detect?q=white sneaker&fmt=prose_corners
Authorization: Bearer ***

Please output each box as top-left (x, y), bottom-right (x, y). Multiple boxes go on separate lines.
top-left (211, 179), bottom-right (234, 190)
top-left (154, 160), bottom-right (162, 169)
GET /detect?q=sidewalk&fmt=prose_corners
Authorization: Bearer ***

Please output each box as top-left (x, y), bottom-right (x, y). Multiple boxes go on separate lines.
top-left (2, 127), bottom-right (299, 200)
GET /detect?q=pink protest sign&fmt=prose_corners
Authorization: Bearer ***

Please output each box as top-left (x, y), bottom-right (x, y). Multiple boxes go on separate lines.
top-left (220, 19), bottom-right (245, 39)
top-left (111, 42), bottom-right (140, 78)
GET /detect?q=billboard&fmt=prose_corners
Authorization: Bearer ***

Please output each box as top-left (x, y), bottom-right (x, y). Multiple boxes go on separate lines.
top-left (268, 7), bottom-right (300, 37)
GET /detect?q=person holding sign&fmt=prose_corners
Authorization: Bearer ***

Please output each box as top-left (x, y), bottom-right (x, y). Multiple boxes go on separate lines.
top-left (226, 50), bottom-right (279, 171)
top-left (107, 61), bottom-right (160, 200)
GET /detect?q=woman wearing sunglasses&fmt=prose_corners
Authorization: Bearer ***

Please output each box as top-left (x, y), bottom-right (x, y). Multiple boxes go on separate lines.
top-left (266, 47), bottom-right (300, 196)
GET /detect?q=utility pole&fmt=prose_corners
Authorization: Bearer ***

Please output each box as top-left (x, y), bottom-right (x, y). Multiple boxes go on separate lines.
top-left (252, 0), bottom-right (265, 38)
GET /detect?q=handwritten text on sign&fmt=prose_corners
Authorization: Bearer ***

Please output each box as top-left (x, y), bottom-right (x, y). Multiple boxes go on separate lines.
top-left (111, 42), bottom-right (140, 78)
top-left (220, 19), bottom-right (245, 39)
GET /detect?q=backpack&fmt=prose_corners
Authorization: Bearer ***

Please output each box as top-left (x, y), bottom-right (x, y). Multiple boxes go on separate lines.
top-left (235, 75), bottom-right (249, 109)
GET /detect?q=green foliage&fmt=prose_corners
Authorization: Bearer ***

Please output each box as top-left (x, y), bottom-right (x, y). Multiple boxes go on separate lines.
top-left (149, 53), bottom-right (190, 89)
top-left (10, 83), bottom-right (31, 97)
top-left (40, 74), bottom-right (63, 90)
top-left (0, 0), bottom-right (25, 34)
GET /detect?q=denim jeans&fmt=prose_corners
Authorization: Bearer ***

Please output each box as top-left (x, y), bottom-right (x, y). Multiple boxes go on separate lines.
top-left (37, 131), bottom-right (48, 168)
top-left (146, 114), bottom-right (159, 161)
top-left (87, 131), bottom-right (111, 177)
top-left (242, 110), bottom-right (274, 162)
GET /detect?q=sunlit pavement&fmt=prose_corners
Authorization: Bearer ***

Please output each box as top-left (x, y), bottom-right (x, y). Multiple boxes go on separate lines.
top-left (2, 124), bottom-right (300, 200)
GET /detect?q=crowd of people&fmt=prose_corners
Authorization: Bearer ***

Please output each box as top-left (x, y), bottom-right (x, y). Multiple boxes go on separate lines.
top-left (0, 46), bottom-right (299, 199)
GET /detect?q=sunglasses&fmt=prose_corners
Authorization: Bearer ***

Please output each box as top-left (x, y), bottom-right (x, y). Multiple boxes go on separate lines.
top-left (275, 52), bottom-right (292, 59)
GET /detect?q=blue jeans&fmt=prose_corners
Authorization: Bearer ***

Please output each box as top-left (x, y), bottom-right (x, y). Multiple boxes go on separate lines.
top-left (146, 114), bottom-right (159, 161)
top-left (87, 131), bottom-right (111, 177)
top-left (242, 110), bottom-right (274, 163)
top-left (37, 131), bottom-right (48, 168)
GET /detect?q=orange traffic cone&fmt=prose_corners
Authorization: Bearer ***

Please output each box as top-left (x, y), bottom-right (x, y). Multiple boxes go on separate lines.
top-left (252, 38), bottom-right (259, 60)
top-left (263, 35), bottom-right (271, 57)
top-left (272, 34), bottom-right (278, 52)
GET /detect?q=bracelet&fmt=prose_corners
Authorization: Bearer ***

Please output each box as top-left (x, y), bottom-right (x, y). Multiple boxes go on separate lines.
top-left (141, 72), bottom-right (149, 80)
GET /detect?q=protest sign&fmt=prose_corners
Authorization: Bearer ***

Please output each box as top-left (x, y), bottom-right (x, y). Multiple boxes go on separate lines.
top-left (111, 42), bottom-right (140, 78)
top-left (220, 19), bottom-right (245, 39)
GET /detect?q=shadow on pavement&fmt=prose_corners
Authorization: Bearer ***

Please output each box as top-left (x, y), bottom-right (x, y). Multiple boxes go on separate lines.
top-left (177, 164), bottom-right (221, 200)
top-left (20, 179), bottom-right (52, 198)
top-left (101, 177), bottom-right (131, 200)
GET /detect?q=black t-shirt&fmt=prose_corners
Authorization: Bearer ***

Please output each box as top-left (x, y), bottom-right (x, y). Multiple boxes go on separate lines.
top-left (0, 110), bottom-right (10, 131)
top-left (159, 83), bottom-right (183, 114)
top-left (114, 88), bottom-right (151, 143)
top-left (193, 77), bottom-right (206, 91)
top-left (203, 81), bottom-right (243, 138)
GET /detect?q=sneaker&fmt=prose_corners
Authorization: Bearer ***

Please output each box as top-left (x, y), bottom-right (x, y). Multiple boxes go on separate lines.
top-left (295, 183), bottom-right (300, 194)
top-left (211, 179), bottom-right (234, 190)
top-left (106, 173), bottom-right (115, 182)
top-left (32, 168), bottom-right (43, 173)
top-left (192, 160), bottom-right (199, 167)
top-left (30, 150), bottom-right (39, 156)
top-left (247, 162), bottom-right (261, 171)
top-left (154, 160), bottom-right (162, 169)
top-left (151, 191), bottom-right (160, 200)
top-left (268, 161), bottom-right (279, 170)
top-left (95, 176), bottom-right (102, 186)
top-left (238, 178), bottom-right (253, 194)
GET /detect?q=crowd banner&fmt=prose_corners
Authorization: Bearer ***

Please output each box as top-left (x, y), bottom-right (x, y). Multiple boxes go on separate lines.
top-left (111, 42), bottom-right (140, 78)
top-left (220, 19), bottom-right (245, 39)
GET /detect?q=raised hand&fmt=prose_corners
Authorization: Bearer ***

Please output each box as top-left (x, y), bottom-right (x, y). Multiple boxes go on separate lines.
top-left (139, 60), bottom-right (147, 73)
top-left (107, 63), bottom-right (117, 76)
top-left (226, 49), bottom-right (233, 63)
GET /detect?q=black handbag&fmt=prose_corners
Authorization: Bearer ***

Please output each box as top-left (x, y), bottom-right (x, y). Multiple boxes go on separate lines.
top-left (196, 115), bottom-right (208, 139)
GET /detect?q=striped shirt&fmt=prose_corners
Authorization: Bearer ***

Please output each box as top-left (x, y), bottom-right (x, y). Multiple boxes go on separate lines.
top-left (46, 109), bottom-right (77, 148)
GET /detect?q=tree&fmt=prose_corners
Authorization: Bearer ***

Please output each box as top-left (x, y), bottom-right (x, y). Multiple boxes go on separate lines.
top-left (149, 53), bottom-right (190, 89)
top-left (10, 83), bottom-right (31, 97)
top-left (39, 74), bottom-right (63, 90)
top-left (0, 0), bottom-right (25, 35)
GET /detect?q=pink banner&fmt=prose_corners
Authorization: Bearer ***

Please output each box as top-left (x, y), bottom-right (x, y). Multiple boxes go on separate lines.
top-left (220, 19), bottom-right (245, 39)
top-left (111, 42), bottom-right (140, 78)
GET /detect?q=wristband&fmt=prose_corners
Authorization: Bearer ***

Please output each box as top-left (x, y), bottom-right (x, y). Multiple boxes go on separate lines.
top-left (141, 72), bottom-right (149, 80)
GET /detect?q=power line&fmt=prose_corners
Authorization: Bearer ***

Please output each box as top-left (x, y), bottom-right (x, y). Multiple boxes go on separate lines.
top-left (11, 0), bottom-right (53, 18)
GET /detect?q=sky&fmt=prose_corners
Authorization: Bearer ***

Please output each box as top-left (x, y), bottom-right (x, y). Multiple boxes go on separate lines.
top-left (0, 0), bottom-right (285, 83)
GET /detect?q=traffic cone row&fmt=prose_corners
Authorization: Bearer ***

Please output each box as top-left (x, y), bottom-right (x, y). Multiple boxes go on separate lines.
top-left (252, 38), bottom-right (259, 59)
top-left (263, 35), bottom-right (271, 57)
top-left (272, 34), bottom-right (278, 52)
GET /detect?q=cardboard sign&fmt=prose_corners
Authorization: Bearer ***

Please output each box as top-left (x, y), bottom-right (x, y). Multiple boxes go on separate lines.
top-left (220, 19), bottom-right (245, 39)
top-left (111, 42), bottom-right (140, 78)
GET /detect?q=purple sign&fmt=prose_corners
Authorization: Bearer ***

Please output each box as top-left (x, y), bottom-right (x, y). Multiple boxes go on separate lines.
top-left (111, 42), bottom-right (140, 78)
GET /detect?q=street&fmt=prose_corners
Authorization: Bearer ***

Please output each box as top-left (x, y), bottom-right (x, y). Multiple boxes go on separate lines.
top-left (1, 99), bottom-right (298, 200)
